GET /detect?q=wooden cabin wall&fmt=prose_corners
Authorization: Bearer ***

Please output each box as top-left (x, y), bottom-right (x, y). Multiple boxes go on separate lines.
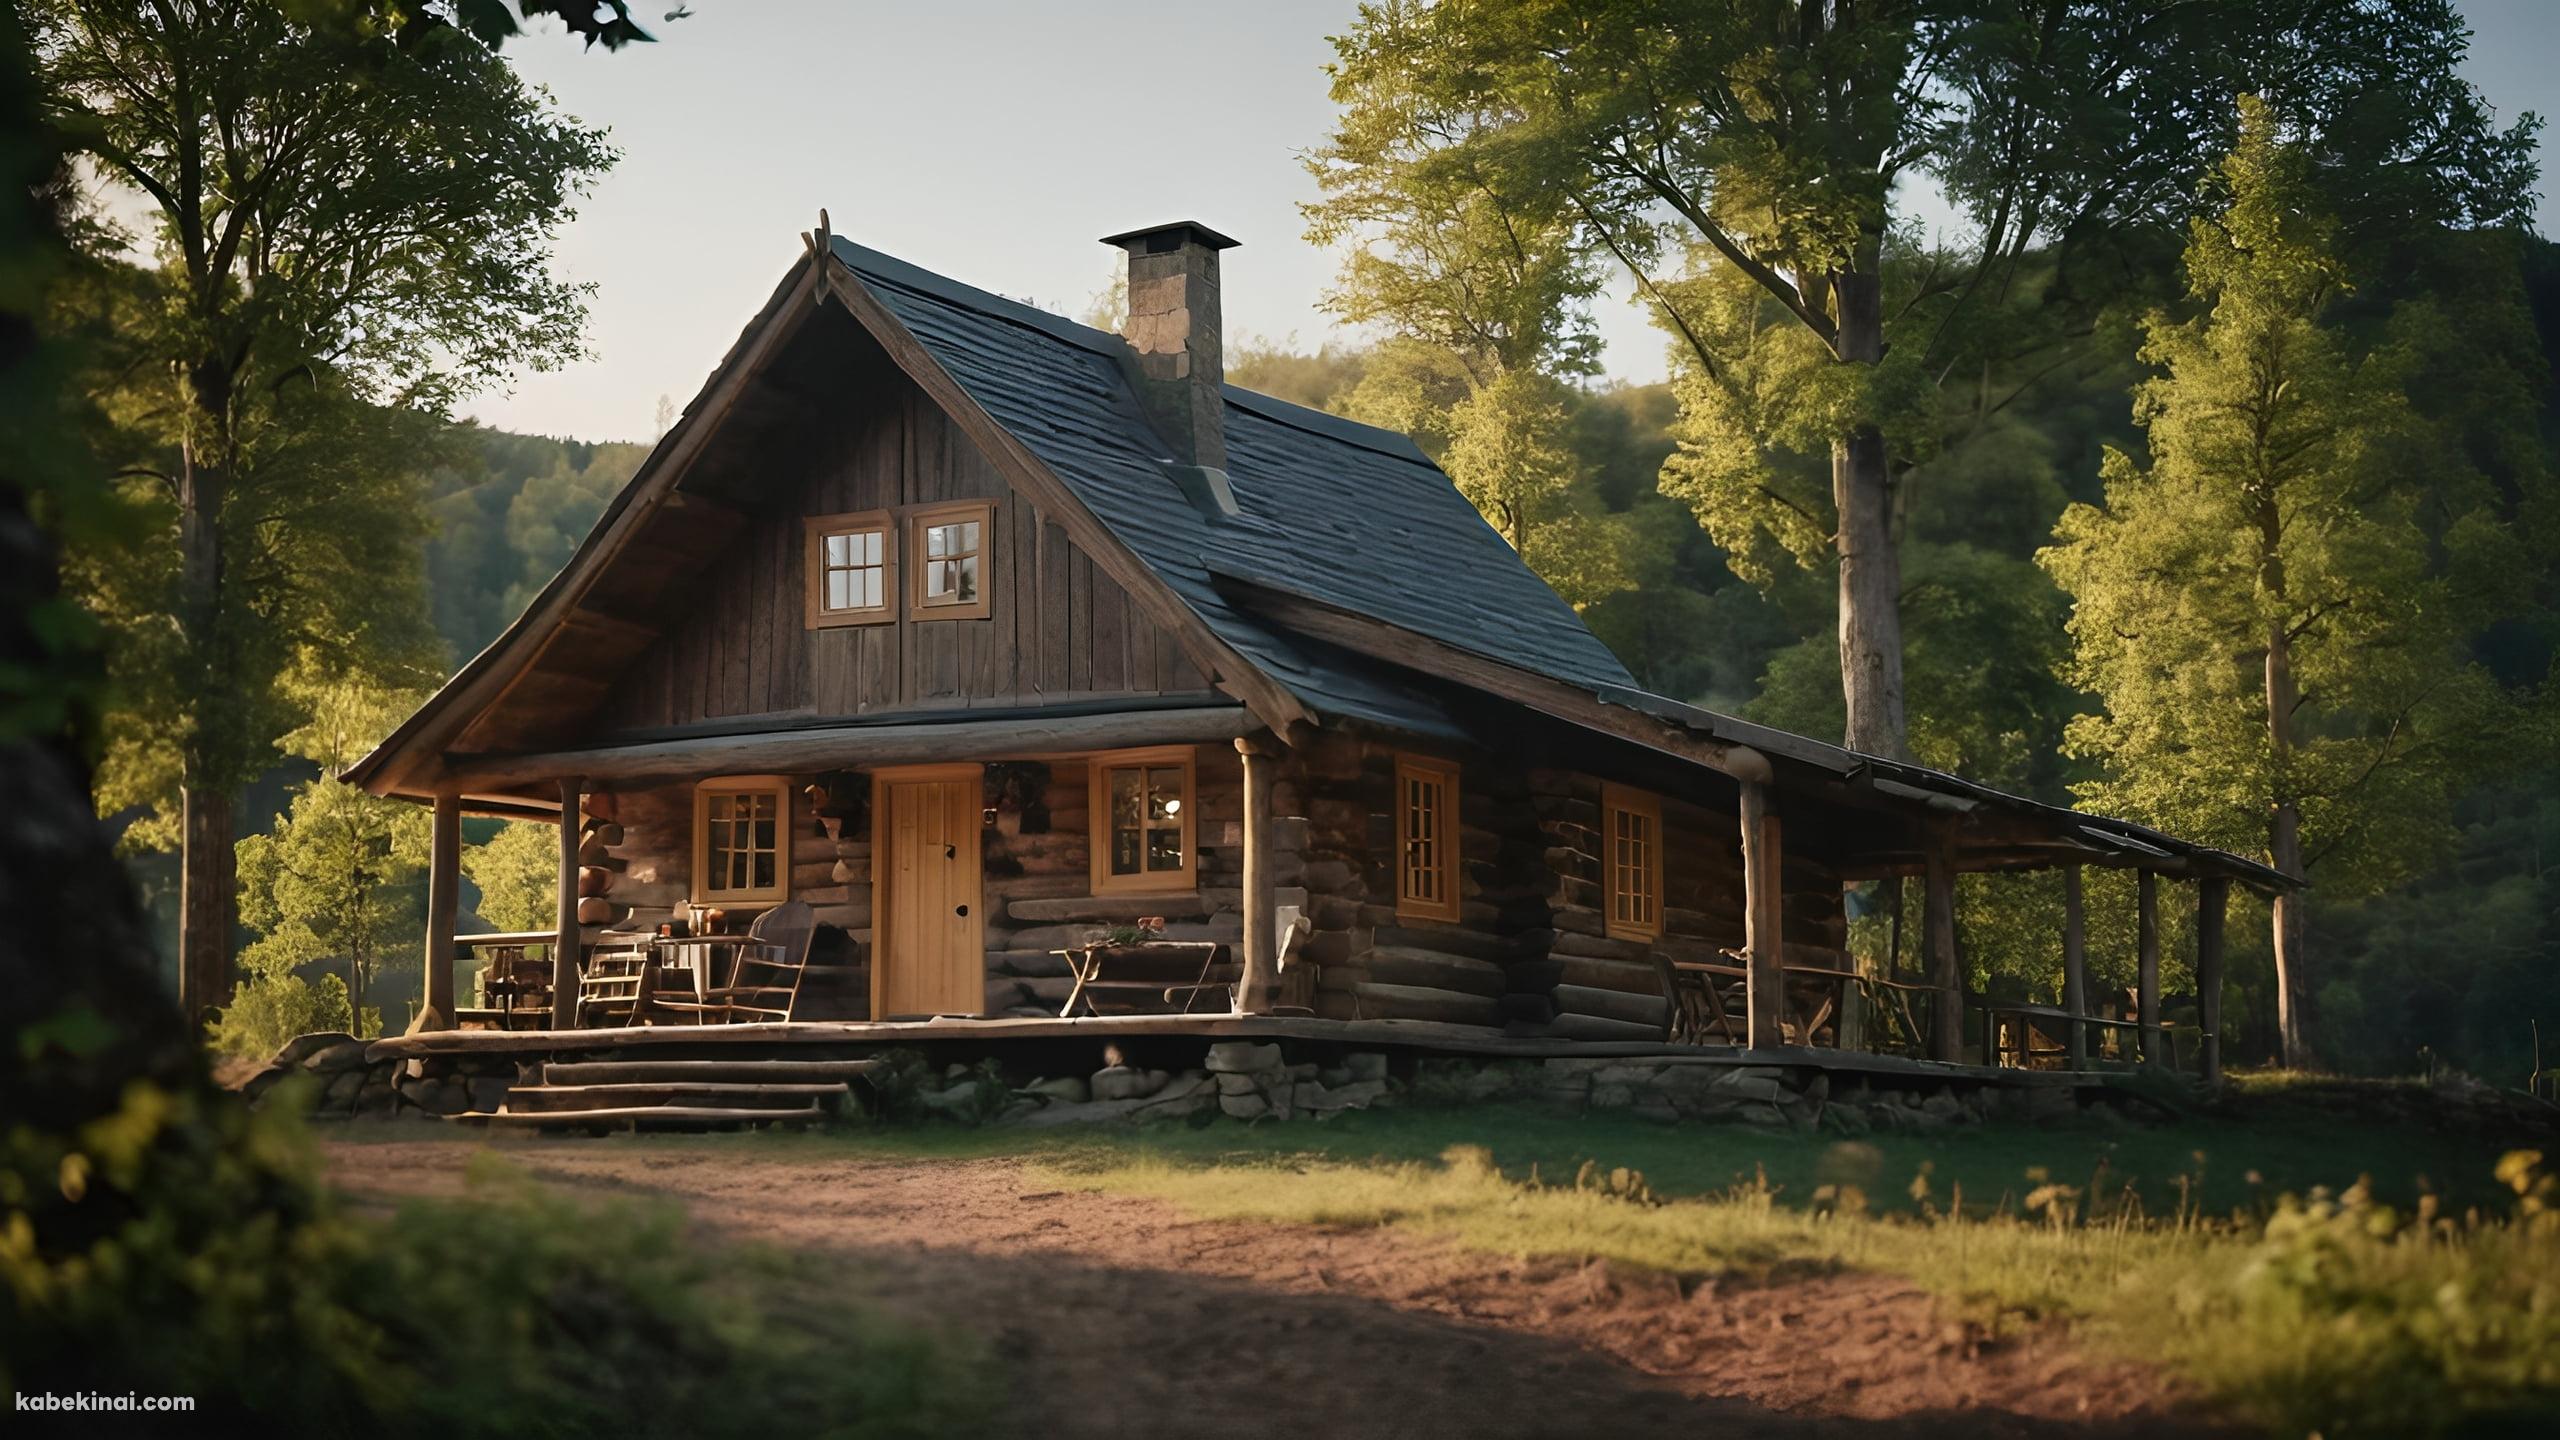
top-left (980, 747), bottom-right (1246, 1016)
top-left (596, 383), bottom-right (1214, 734)
top-left (569, 745), bottom-right (1248, 1022)
top-left (1273, 737), bottom-right (1848, 1038)
top-left (1524, 772), bottom-right (1847, 1041)
top-left (1281, 733), bottom-right (1523, 1032)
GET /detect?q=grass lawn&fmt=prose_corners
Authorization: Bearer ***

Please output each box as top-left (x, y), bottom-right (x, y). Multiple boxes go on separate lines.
top-left (766, 1073), bottom-right (2559, 1439)
top-left (793, 1072), bottom-right (2538, 1219)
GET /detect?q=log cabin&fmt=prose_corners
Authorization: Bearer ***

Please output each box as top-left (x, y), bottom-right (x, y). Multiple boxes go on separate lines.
top-left (346, 217), bottom-right (2291, 1077)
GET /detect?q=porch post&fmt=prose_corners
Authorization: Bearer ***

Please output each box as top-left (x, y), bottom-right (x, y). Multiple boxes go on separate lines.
top-left (552, 776), bottom-right (583, 1029)
top-left (409, 791), bottom-right (461, 1034)
top-left (2136, 870), bottom-right (2162, 1066)
top-left (1739, 780), bottom-right (1784, 1050)
top-left (2195, 874), bottom-right (2228, 1087)
top-left (1924, 836), bottom-right (1962, 1062)
top-left (1235, 736), bottom-right (1276, 1015)
top-left (2061, 863), bottom-right (2089, 1070)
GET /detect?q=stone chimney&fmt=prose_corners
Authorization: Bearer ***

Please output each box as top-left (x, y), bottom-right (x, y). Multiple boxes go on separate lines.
top-left (1102, 221), bottom-right (1238, 472)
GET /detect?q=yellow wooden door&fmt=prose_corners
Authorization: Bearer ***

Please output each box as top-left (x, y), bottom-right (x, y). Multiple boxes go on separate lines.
top-left (875, 767), bottom-right (984, 1018)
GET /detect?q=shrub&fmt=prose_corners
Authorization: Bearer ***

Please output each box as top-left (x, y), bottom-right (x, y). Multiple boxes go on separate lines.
top-left (204, 969), bottom-right (356, 1060)
top-left (1, 1080), bottom-right (982, 1437)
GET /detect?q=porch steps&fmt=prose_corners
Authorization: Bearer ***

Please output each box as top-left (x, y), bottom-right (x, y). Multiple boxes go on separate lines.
top-left (449, 1056), bottom-right (878, 1132)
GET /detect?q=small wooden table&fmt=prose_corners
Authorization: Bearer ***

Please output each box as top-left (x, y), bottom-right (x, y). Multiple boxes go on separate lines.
top-left (1054, 941), bottom-right (1237, 1017)
top-left (651, 934), bottom-right (763, 1001)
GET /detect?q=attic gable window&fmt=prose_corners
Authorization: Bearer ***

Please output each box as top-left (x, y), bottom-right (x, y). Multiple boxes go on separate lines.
top-left (910, 500), bottom-right (994, 621)
top-left (1394, 753), bottom-right (1461, 923)
top-left (805, 511), bottom-right (893, 628)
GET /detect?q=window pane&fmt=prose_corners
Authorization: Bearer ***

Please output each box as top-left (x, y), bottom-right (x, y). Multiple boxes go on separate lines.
top-left (958, 521), bottom-right (980, 553)
top-left (827, 571), bottom-right (853, 611)
top-left (927, 524), bottom-right (949, 559)
top-left (826, 533), bottom-right (850, 565)
top-left (859, 531), bottom-right (880, 564)
top-left (1109, 768), bottom-right (1142, 875)
top-left (955, 554), bottom-right (978, 601)
top-left (1147, 826), bottom-right (1183, 872)
top-left (862, 569), bottom-right (882, 609)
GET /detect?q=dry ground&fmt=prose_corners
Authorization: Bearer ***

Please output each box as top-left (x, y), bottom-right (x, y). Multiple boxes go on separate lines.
top-left (324, 1132), bottom-right (2229, 1439)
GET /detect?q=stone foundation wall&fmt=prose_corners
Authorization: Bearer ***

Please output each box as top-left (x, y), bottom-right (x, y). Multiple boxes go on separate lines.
top-left (247, 1029), bottom-right (2119, 1132)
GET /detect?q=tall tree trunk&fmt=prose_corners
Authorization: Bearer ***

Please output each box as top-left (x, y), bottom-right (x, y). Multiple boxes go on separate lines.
top-left (177, 777), bottom-right (233, 1025)
top-left (173, 368), bottom-right (235, 1028)
top-left (2266, 627), bottom-right (2311, 1068)
top-left (2260, 500), bottom-right (2313, 1068)
top-left (1830, 265), bottom-right (1906, 759)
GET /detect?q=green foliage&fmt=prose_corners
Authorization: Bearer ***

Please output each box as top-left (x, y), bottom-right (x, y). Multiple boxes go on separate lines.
top-left (203, 967), bottom-right (355, 1060)
top-left (0, 1082), bottom-right (980, 1436)
top-left (462, 817), bottom-right (559, 934)
top-left (423, 427), bottom-right (647, 661)
top-left (228, 674), bottom-right (430, 1036)
top-left (2040, 102), bottom-right (2536, 897)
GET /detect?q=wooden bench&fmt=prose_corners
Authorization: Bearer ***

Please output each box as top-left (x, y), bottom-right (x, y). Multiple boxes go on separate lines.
top-left (1055, 940), bottom-right (1239, 1017)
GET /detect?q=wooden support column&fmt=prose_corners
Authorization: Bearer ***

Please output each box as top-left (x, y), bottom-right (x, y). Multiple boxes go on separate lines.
top-left (552, 776), bottom-right (583, 1029)
top-left (1924, 836), bottom-right (1962, 1062)
top-left (2061, 864), bottom-right (2089, 1071)
top-left (2136, 870), bottom-right (2162, 1066)
top-left (2196, 875), bottom-right (2228, 1087)
top-left (408, 792), bottom-right (461, 1035)
top-left (1235, 736), bottom-right (1277, 1015)
top-left (1739, 781), bottom-right (1785, 1050)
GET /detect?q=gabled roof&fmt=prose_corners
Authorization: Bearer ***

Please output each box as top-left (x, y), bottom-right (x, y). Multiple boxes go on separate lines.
top-left (829, 237), bottom-right (1637, 727)
top-left (348, 229), bottom-right (2291, 892)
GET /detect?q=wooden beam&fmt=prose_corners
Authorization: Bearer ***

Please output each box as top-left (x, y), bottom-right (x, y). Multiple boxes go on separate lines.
top-left (1740, 781), bottom-right (1785, 1049)
top-left (408, 793), bottom-right (461, 1035)
top-left (2061, 863), bottom-right (2089, 1071)
top-left (2196, 875), bottom-right (2228, 1087)
top-left (1925, 835), bottom-right (1963, 1062)
top-left (352, 261), bottom-right (823, 796)
top-left (431, 706), bottom-right (1254, 791)
top-left (553, 776), bottom-right (583, 1029)
top-left (2136, 870), bottom-right (2162, 1066)
top-left (1236, 735), bottom-right (1278, 1015)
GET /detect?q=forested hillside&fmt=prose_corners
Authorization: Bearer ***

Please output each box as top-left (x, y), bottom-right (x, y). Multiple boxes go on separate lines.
top-left (423, 428), bottom-right (652, 662)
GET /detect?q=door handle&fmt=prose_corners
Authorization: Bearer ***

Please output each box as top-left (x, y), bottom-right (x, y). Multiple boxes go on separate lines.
top-left (954, 903), bottom-right (969, 918)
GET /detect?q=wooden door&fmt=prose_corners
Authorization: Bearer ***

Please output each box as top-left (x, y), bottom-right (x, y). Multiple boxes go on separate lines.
top-left (873, 765), bottom-right (985, 1018)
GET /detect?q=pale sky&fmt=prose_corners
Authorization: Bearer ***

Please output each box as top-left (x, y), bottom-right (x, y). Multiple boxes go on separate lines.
top-left (466, 0), bottom-right (2560, 445)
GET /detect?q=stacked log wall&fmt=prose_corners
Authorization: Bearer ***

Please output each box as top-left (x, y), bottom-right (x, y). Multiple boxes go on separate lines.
top-left (1273, 743), bottom-right (1847, 1040)
top-left (576, 744), bottom-right (1247, 1023)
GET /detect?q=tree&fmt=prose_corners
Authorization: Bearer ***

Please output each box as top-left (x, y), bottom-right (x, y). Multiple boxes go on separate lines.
top-left (2039, 100), bottom-right (2534, 1067)
top-left (1311, 0), bottom-right (2540, 758)
top-left (32, 0), bottom-right (613, 1023)
top-left (464, 818), bottom-right (558, 933)
top-left (228, 671), bottom-right (428, 1037)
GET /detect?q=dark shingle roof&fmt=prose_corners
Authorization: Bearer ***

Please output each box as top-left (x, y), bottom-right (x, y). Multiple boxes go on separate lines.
top-left (833, 237), bottom-right (1633, 731)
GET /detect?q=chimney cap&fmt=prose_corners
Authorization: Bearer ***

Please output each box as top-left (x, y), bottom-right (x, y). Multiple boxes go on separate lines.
top-left (1099, 220), bottom-right (1241, 253)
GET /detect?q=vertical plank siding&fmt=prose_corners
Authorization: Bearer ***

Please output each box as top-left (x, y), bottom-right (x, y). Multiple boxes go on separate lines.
top-left (598, 368), bottom-right (1210, 734)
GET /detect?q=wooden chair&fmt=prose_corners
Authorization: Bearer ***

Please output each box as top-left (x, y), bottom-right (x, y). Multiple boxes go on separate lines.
top-left (576, 940), bottom-right (664, 1028)
top-left (653, 901), bottom-right (819, 1025)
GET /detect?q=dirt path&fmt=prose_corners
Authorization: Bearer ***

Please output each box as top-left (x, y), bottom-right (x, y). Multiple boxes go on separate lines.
top-left (325, 1134), bottom-right (2222, 1439)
